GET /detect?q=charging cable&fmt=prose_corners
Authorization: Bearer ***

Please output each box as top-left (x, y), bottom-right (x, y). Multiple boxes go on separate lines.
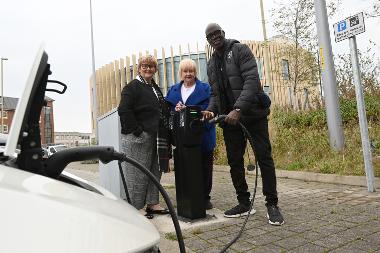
top-left (43, 147), bottom-right (186, 253)
top-left (113, 152), bottom-right (186, 253)
top-left (43, 117), bottom-right (258, 253)
top-left (209, 115), bottom-right (259, 253)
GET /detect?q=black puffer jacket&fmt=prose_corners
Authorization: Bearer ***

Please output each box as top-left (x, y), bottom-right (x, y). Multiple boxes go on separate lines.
top-left (206, 39), bottom-right (269, 121)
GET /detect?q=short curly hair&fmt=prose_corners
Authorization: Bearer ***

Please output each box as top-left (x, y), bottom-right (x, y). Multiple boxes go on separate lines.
top-left (137, 55), bottom-right (158, 71)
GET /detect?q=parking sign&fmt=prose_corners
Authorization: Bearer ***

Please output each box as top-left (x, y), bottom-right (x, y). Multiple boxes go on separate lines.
top-left (333, 12), bottom-right (365, 42)
top-left (337, 21), bottom-right (346, 32)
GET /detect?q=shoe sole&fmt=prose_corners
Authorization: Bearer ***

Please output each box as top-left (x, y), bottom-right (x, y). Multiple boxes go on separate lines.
top-left (266, 213), bottom-right (284, 226)
top-left (224, 208), bottom-right (256, 218)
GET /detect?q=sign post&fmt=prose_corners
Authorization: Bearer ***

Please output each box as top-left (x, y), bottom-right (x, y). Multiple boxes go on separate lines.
top-left (333, 12), bottom-right (375, 192)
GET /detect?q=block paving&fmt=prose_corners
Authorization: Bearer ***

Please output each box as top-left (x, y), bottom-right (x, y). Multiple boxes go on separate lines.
top-left (161, 170), bottom-right (380, 253)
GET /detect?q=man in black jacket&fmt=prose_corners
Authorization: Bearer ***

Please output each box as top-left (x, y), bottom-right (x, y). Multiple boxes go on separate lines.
top-left (203, 23), bottom-right (284, 225)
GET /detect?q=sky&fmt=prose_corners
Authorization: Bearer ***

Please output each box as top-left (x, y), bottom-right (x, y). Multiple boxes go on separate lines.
top-left (0, 0), bottom-right (379, 133)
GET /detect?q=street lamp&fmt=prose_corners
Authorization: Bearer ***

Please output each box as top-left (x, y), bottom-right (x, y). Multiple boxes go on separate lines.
top-left (89, 0), bottom-right (98, 140)
top-left (1, 57), bottom-right (8, 134)
top-left (259, 0), bottom-right (273, 97)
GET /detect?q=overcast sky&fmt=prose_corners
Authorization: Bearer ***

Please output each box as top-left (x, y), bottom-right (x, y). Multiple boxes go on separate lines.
top-left (0, 0), bottom-right (378, 133)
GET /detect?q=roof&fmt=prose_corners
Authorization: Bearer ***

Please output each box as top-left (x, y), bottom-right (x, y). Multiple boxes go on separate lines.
top-left (1, 96), bottom-right (54, 111)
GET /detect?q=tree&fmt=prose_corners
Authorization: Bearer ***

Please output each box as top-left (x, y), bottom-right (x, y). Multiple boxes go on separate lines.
top-left (335, 42), bottom-right (380, 99)
top-left (271, 0), bottom-right (340, 109)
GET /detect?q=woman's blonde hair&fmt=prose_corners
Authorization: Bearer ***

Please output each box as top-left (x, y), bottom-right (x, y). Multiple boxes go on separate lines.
top-left (178, 58), bottom-right (197, 80)
top-left (137, 55), bottom-right (158, 72)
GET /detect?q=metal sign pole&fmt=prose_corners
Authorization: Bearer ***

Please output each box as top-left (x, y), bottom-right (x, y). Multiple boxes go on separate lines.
top-left (349, 36), bottom-right (375, 192)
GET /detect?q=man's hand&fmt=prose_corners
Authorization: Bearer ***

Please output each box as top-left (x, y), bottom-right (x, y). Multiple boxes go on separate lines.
top-left (225, 109), bottom-right (241, 125)
top-left (202, 110), bottom-right (215, 121)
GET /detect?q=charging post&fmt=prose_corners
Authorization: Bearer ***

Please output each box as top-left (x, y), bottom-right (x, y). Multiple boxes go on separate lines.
top-left (172, 105), bottom-right (206, 219)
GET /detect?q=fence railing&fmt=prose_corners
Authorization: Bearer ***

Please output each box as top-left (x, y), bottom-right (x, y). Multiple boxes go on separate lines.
top-left (90, 41), bottom-right (320, 131)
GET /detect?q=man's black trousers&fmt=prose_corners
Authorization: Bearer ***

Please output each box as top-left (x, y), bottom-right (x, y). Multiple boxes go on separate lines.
top-left (222, 117), bottom-right (278, 207)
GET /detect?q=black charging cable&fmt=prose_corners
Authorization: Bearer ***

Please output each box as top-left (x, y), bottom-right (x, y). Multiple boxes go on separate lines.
top-left (44, 119), bottom-right (256, 253)
top-left (43, 146), bottom-right (186, 253)
top-left (113, 153), bottom-right (187, 253)
top-left (209, 115), bottom-right (259, 253)
top-left (118, 160), bottom-right (131, 204)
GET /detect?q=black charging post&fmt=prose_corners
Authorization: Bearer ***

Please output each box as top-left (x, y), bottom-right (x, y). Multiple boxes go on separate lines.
top-left (172, 105), bottom-right (205, 219)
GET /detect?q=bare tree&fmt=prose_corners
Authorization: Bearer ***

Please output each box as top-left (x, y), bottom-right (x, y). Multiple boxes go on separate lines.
top-left (336, 42), bottom-right (380, 99)
top-left (271, 0), bottom-right (340, 109)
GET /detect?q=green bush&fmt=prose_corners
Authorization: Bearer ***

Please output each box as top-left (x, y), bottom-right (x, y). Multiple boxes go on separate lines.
top-left (271, 95), bottom-right (380, 129)
top-left (214, 95), bottom-right (380, 177)
top-left (270, 95), bottom-right (380, 177)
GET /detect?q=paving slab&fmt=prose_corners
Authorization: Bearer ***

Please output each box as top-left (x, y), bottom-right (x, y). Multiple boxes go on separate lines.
top-left (66, 162), bottom-right (380, 253)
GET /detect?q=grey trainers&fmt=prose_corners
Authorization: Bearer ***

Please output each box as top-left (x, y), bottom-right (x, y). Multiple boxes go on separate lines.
top-left (224, 203), bottom-right (256, 218)
top-left (267, 205), bottom-right (284, 226)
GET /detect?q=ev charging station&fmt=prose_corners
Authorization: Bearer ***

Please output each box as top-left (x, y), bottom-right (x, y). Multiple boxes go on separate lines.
top-left (97, 108), bottom-right (125, 198)
top-left (172, 106), bottom-right (206, 220)
top-left (97, 105), bottom-right (208, 219)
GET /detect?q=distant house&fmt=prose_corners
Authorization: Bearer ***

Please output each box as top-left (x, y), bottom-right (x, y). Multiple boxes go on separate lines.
top-left (1, 96), bottom-right (55, 144)
top-left (54, 132), bottom-right (92, 147)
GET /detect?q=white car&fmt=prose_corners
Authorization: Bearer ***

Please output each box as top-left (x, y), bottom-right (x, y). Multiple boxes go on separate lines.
top-left (0, 47), bottom-right (160, 253)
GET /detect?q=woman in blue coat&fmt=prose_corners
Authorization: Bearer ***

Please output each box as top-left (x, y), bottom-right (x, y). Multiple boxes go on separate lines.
top-left (166, 58), bottom-right (216, 210)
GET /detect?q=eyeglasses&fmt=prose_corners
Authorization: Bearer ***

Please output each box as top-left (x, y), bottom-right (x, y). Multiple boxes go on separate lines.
top-left (141, 64), bottom-right (155, 70)
top-left (206, 30), bottom-right (222, 40)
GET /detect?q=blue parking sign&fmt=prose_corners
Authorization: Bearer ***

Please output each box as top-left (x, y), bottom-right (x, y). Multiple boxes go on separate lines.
top-left (337, 21), bottom-right (347, 32)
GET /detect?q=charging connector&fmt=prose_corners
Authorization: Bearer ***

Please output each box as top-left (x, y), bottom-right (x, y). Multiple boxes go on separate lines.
top-left (42, 146), bottom-right (186, 253)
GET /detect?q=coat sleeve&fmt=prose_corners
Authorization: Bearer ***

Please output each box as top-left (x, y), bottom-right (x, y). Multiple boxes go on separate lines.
top-left (233, 44), bottom-right (262, 112)
top-left (205, 61), bottom-right (220, 114)
top-left (202, 84), bottom-right (215, 131)
top-left (165, 86), bottom-right (176, 111)
top-left (117, 82), bottom-right (141, 134)
top-left (198, 84), bottom-right (211, 111)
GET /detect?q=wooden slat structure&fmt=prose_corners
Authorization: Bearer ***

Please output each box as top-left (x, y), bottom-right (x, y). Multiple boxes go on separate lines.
top-left (90, 40), bottom-right (320, 133)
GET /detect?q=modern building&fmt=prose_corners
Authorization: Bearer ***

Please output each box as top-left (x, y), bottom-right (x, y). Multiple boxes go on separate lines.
top-left (1, 96), bottom-right (54, 144)
top-left (89, 39), bottom-right (320, 134)
top-left (54, 131), bottom-right (92, 148)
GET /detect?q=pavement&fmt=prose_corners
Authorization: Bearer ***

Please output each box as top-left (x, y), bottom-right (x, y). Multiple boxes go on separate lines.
top-left (66, 162), bottom-right (380, 253)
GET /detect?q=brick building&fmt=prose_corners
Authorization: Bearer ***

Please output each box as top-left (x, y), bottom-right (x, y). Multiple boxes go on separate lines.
top-left (1, 96), bottom-right (55, 144)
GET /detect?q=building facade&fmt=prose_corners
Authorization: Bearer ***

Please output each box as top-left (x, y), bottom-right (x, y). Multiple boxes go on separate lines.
top-left (1, 96), bottom-right (55, 144)
top-left (89, 39), bottom-right (320, 134)
top-left (54, 132), bottom-right (92, 148)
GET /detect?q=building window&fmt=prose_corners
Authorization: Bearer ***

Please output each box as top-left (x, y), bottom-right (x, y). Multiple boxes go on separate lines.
top-left (2, 125), bottom-right (8, 133)
top-left (44, 107), bottom-right (53, 144)
top-left (2, 111), bottom-right (7, 119)
top-left (282, 59), bottom-right (290, 80)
